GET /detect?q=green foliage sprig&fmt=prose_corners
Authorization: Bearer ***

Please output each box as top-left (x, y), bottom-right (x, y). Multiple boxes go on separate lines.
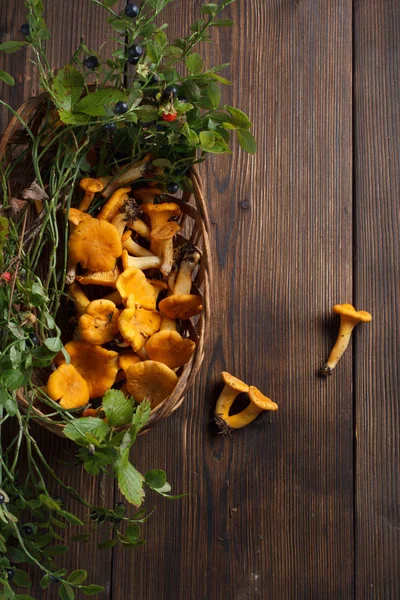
top-left (0, 0), bottom-right (255, 597)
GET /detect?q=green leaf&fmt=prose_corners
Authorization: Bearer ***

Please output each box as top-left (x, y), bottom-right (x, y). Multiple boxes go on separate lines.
top-left (182, 124), bottom-right (199, 146)
top-left (43, 545), bottom-right (69, 557)
top-left (102, 389), bottom-right (134, 427)
top-left (97, 539), bottom-right (117, 550)
top-left (40, 575), bottom-right (50, 589)
top-left (67, 570), bottom-right (87, 585)
top-left (43, 312), bottom-right (55, 329)
top-left (200, 3), bottom-right (218, 15)
top-left (182, 80), bottom-right (201, 101)
top-left (116, 460), bottom-right (145, 507)
top-left (44, 337), bottom-right (63, 352)
top-left (0, 70), bottom-right (15, 86)
top-left (50, 65), bottom-right (84, 112)
top-left (226, 106), bottom-right (252, 129)
top-left (12, 570), bottom-right (31, 588)
top-left (58, 510), bottom-right (84, 526)
top-left (64, 418), bottom-right (110, 445)
top-left (209, 73), bottom-right (232, 85)
top-left (199, 130), bottom-right (216, 150)
top-left (206, 81), bottom-right (221, 109)
top-left (2, 370), bottom-right (24, 391)
top-left (146, 43), bottom-right (159, 63)
top-left (145, 469), bottom-right (167, 489)
top-left (58, 110), bottom-right (91, 125)
top-left (152, 158), bottom-right (172, 168)
top-left (102, 0), bottom-right (119, 6)
top-left (74, 89), bottom-right (127, 117)
top-left (70, 533), bottom-right (90, 543)
top-left (15, 596), bottom-right (35, 600)
top-left (80, 585), bottom-right (105, 596)
top-left (211, 18), bottom-right (234, 27)
top-left (39, 494), bottom-right (60, 510)
top-left (59, 583), bottom-right (74, 600)
top-left (7, 547), bottom-right (26, 564)
top-left (236, 129), bottom-right (257, 154)
top-left (0, 41), bottom-right (25, 53)
top-left (185, 53), bottom-right (203, 74)
top-left (109, 19), bottom-right (131, 33)
top-left (130, 399), bottom-right (151, 437)
top-left (9, 347), bottom-right (21, 369)
top-left (125, 523), bottom-right (140, 542)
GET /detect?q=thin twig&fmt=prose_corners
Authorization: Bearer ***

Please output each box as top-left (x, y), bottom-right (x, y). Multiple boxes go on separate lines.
top-left (7, 210), bottom-right (28, 319)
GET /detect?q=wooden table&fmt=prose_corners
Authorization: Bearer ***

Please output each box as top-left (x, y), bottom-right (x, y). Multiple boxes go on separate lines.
top-left (1, 1), bottom-right (399, 598)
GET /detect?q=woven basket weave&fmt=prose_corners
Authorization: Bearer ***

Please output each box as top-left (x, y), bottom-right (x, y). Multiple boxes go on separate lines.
top-left (0, 93), bottom-right (212, 437)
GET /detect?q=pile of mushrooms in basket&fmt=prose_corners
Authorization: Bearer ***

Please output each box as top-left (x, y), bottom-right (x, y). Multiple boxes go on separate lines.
top-left (50, 172), bottom-right (202, 414)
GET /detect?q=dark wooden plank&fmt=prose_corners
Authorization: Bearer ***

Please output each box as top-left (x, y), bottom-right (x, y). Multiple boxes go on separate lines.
top-left (112, 1), bottom-right (354, 599)
top-left (354, 1), bottom-right (400, 597)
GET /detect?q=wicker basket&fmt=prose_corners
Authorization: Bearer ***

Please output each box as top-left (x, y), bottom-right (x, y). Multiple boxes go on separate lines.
top-left (0, 93), bottom-right (212, 437)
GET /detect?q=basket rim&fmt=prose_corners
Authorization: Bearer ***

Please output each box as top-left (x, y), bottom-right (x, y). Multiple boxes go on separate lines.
top-left (2, 93), bottom-right (212, 438)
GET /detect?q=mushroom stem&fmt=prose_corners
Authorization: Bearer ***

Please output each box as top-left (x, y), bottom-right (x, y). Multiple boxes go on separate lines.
top-left (159, 314), bottom-right (177, 331)
top-left (79, 178), bottom-right (105, 212)
top-left (128, 217), bottom-right (151, 240)
top-left (123, 233), bottom-right (154, 257)
top-left (102, 155), bottom-right (152, 199)
top-left (68, 283), bottom-right (90, 316)
top-left (320, 304), bottom-right (372, 376)
top-left (103, 290), bottom-right (123, 305)
top-left (122, 251), bottom-right (162, 271)
top-left (174, 246), bottom-right (201, 295)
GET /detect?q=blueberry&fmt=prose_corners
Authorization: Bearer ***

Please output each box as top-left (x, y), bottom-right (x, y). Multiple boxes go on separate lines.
top-left (84, 55), bottom-right (99, 70)
top-left (163, 85), bottom-right (178, 99)
top-left (50, 575), bottom-right (60, 584)
top-left (105, 122), bottom-right (117, 132)
top-left (128, 55), bottom-right (140, 65)
top-left (22, 524), bottom-right (34, 536)
top-left (128, 44), bottom-right (143, 57)
top-left (167, 182), bottom-right (179, 194)
top-left (21, 23), bottom-right (30, 36)
top-left (29, 333), bottom-right (39, 346)
top-left (125, 3), bottom-right (140, 18)
top-left (114, 101), bottom-right (129, 115)
top-left (0, 493), bottom-right (5, 505)
top-left (5, 569), bottom-right (14, 581)
top-left (90, 510), bottom-right (105, 522)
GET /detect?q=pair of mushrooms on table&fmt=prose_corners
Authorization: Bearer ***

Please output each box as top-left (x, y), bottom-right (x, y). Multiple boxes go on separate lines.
top-left (214, 303), bottom-right (372, 432)
top-left (46, 176), bottom-right (202, 412)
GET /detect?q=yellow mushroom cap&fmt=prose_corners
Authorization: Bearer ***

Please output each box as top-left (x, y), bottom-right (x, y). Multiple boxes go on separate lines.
top-left (116, 267), bottom-right (157, 309)
top-left (97, 186), bottom-right (131, 221)
top-left (158, 294), bottom-right (203, 320)
top-left (118, 352), bottom-right (142, 372)
top-left (248, 386), bottom-right (278, 411)
top-left (68, 216), bottom-right (122, 272)
top-left (145, 330), bottom-right (196, 369)
top-left (221, 371), bottom-right (250, 393)
top-left (47, 363), bottom-right (89, 409)
top-left (118, 306), bottom-right (161, 352)
top-left (126, 360), bottom-right (178, 408)
top-left (150, 221), bottom-right (181, 241)
top-left (80, 178), bottom-right (105, 193)
top-left (78, 299), bottom-right (121, 345)
top-left (333, 303), bottom-right (372, 322)
top-left (67, 208), bottom-right (93, 227)
top-left (55, 341), bottom-right (119, 399)
top-left (76, 265), bottom-right (121, 288)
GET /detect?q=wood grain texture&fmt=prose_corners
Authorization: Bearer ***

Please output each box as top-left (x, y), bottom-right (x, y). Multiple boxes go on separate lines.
top-left (354, 1), bottom-right (400, 598)
top-left (113, 1), bottom-right (354, 599)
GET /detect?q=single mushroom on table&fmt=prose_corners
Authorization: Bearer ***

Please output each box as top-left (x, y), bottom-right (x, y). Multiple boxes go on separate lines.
top-left (320, 303), bottom-right (372, 376)
top-left (78, 178), bottom-right (105, 212)
top-left (214, 372), bottom-right (278, 431)
top-left (54, 341), bottom-right (119, 399)
top-left (46, 363), bottom-right (89, 409)
top-left (78, 299), bottom-right (121, 345)
top-left (158, 244), bottom-right (203, 320)
top-left (125, 360), bottom-right (179, 408)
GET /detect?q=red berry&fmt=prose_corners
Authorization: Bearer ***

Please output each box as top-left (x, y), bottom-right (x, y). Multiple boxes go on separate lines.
top-left (1, 272), bottom-right (11, 282)
top-left (161, 111), bottom-right (177, 122)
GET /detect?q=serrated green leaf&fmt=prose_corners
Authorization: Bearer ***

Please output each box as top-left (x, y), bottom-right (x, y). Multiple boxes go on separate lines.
top-left (67, 570), bottom-right (87, 585)
top-left (80, 585), bottom-right (105, 596)
top-left (130, 399), bottom-right (151, 437)
top-left (236, 129), bottom-right (257, 154)
top-left (102, 389), bottom-right (134, 427)
top-left (12, 569), bottom-right (31, 588)
top-left (206, 81), bottom-right (221, 109)
top-left (59, 583), bottom-right (74, 600)
top-left (50, 65), bottom-right (84, 111)
top-left (116, 460), bottom-right (145, 507)
top-left (0, 70), bottom-right (15, 86)
top-left (74, 89), bottom-right (127, 117)
top-left (185, 53), bottom-right (203, 74)
top-left (64, 418), bottom-right (110, 445)
top-left (0, 41), bottom-right (25, 53)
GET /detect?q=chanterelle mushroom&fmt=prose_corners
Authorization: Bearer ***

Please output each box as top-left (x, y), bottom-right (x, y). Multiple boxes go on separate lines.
top-left (126, 360), bottom-right (178, 408)
top-left (118, 304), bottom-right (161, 352)
top-left (47, 363), bottom-right (89, 409)
top-left (320, 303), bottom-right (372, 376)
top-left (145, 330), bottom-right (195, 369)
top-left (55, 341), bottom-right (119, 399)
top-left (78, 299), bottom-right (121, 345)
top-left (116, 267), bottom-right (157, 309)
top-left (214, 372), bottom-right (278, 431)
top-left (67, 215), bottom-right (122, 283)
top-left (78, 178), bottom-right (105, 212)
top-left (97, 186), bottom-right (131, 222)
top-left (158, 244), bottom-right (202, 319)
